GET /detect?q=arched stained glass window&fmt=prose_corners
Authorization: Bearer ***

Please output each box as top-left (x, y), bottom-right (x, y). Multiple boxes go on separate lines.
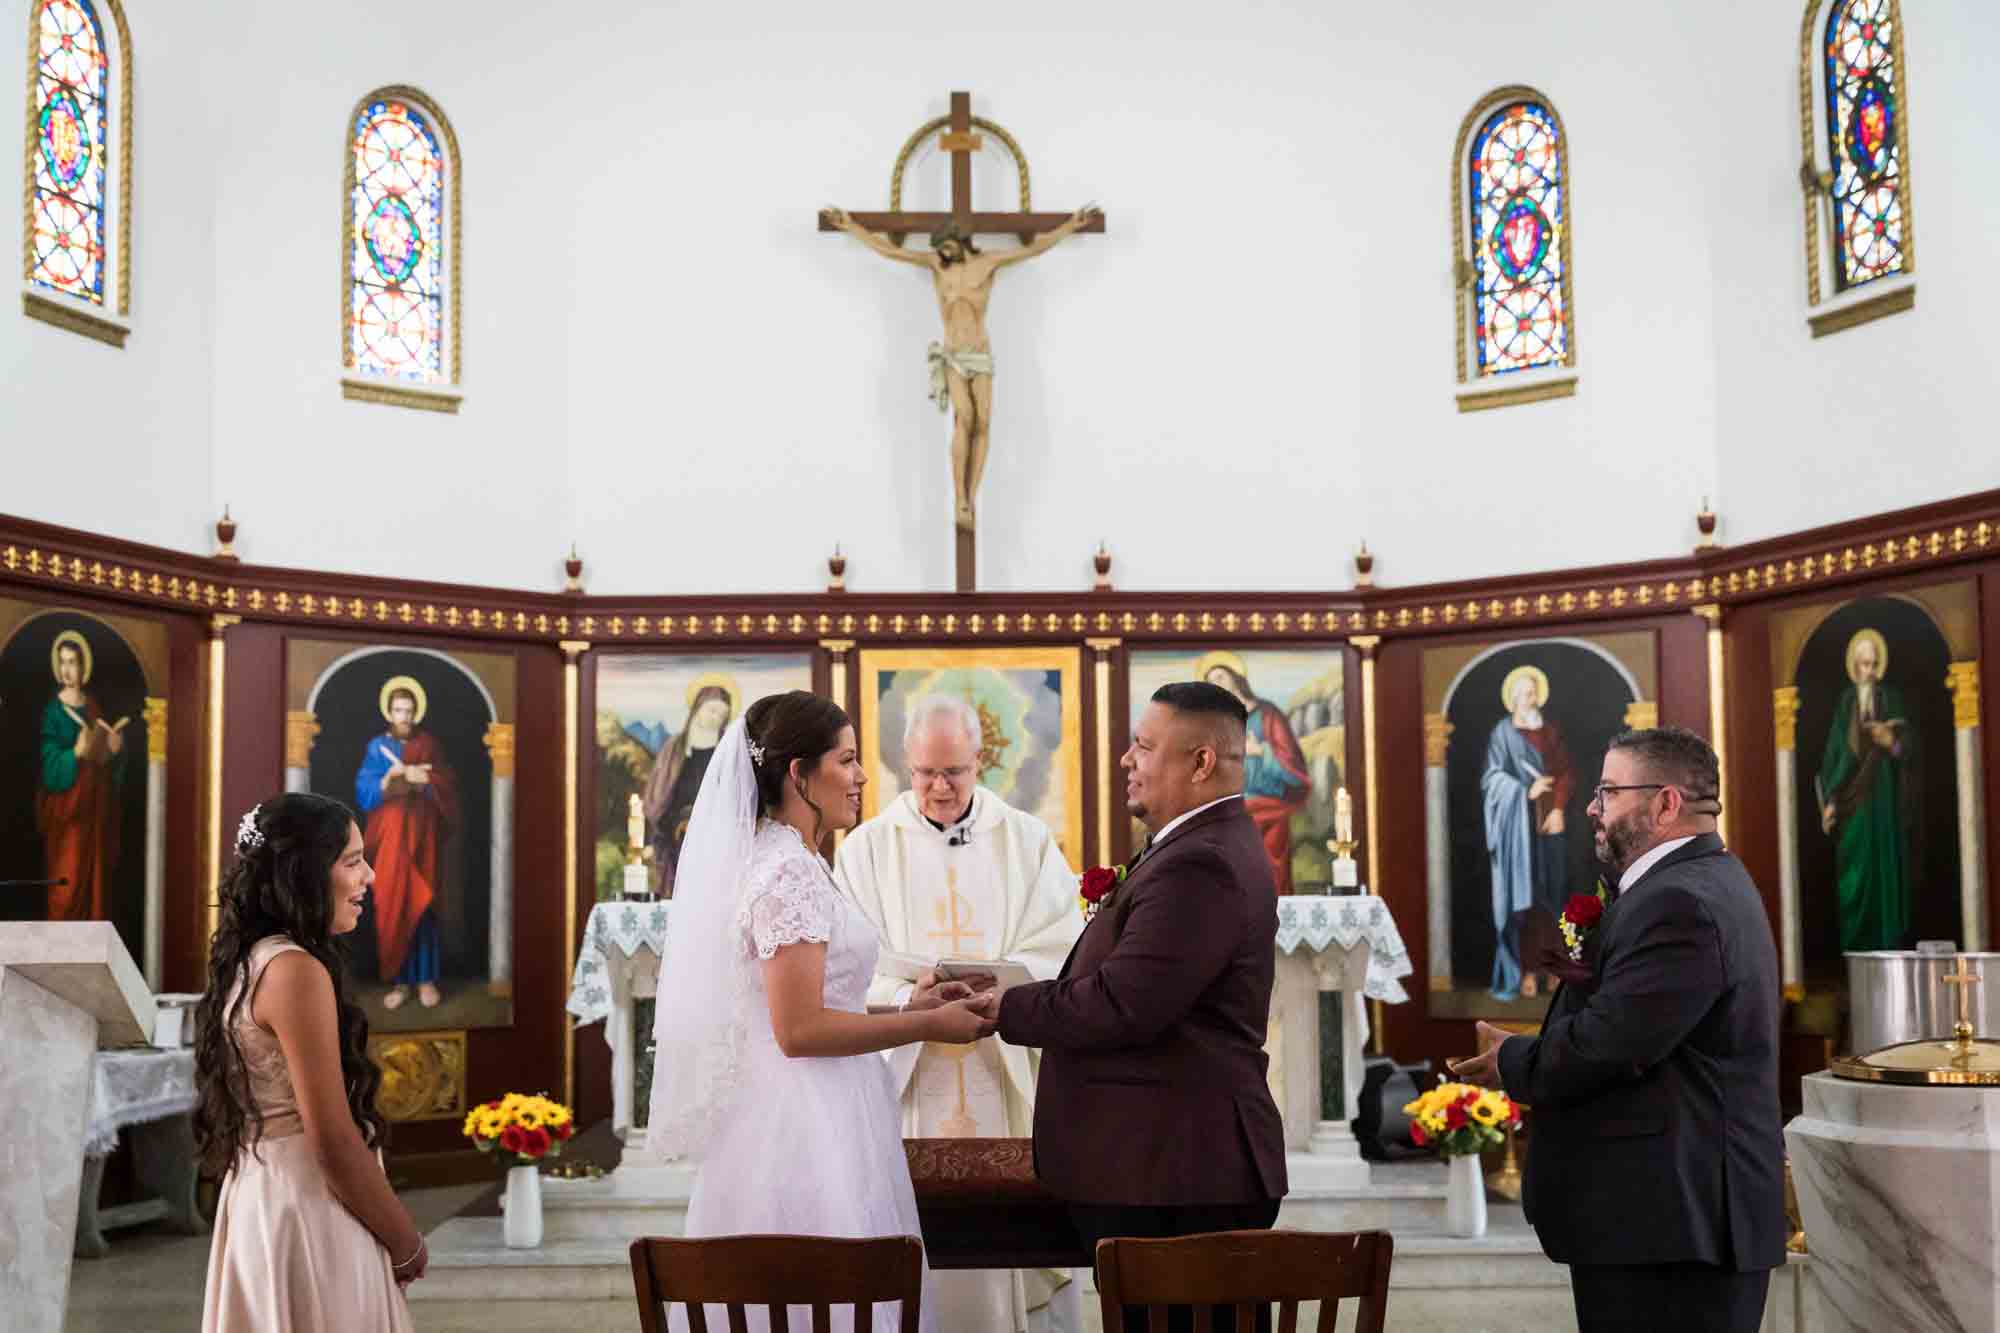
top-left (1822, 0), bottom-right (1906, 291)
top-left (28, 0), bottom-right (110, 304)
top-left (1465, 98), bottom-right (1570, 378)
top-left (345, 89), bottom-right (458, 385)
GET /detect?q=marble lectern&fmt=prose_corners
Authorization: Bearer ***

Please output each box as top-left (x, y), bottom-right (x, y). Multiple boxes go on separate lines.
top-left (0, 922), bottom-right (154, 1333)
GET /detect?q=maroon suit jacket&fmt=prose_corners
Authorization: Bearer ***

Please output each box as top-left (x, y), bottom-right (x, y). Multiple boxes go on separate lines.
top-left (997, 796), bottom-right (1288, 1206)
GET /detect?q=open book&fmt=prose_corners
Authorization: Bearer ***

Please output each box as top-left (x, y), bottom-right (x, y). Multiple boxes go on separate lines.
top-left (878, 948), bottom-right (1037, 994)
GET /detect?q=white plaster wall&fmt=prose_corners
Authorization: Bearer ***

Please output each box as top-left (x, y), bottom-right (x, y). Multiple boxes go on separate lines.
top-left (4, 0), bottom-right (216, 553)
top-left (1708, 0), bottom-right (2000, 547)
top-left (7, 1), bottom-right (1994, 591)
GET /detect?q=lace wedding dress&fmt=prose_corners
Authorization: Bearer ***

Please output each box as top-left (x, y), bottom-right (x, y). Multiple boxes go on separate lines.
top-left (665, 809), bottom-right (936, 1333)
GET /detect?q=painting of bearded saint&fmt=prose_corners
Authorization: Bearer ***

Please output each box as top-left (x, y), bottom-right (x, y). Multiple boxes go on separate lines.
top-left (1816, 628), bottom-right (1916, 952)
top-left (38, 631), bottom-right (128, 921)
top-left (641, 676), bottom-right (736, 896)
top-left (355, 676), bottom-right (460, 1010)
top-left (1483, 665), bottom-right (1573, 1001)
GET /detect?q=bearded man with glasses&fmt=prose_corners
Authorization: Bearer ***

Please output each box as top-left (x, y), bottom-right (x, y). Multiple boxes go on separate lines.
top-left (1450, 726), bottom-right (1786, 1333)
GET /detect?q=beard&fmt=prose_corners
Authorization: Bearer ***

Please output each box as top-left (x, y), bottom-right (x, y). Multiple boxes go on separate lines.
top-left (1593, 809), bottom-right (1656, 874)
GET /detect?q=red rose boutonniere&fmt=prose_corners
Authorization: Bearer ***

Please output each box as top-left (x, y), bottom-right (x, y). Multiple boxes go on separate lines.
top-left (1079, 864), bottom-right (1126, 922)
top-left (1558, 884), bottom-right (1609, 962)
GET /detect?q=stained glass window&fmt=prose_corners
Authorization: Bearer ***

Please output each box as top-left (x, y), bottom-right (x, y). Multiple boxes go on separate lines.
top-left (348, 95), bottom-right (447, 381)
top-left (30, 0), bottom-right (110, 304)
top-left (1823, 0), bottom-right (1905, 290)
top-left (1468, 101), bottom-right (1568, 377)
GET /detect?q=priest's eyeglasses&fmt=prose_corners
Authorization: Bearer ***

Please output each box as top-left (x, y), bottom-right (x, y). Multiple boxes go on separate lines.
top-left (913, 765), bottom-right (974, 785)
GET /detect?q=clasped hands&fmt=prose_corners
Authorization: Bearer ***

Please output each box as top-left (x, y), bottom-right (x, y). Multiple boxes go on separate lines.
top-left (908, 968), bottom-right (1002, 1041)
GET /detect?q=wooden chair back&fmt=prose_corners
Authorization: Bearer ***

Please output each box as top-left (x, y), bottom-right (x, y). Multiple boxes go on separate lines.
top-left (629, 1234), bottom-right (923, 1333)
top-left (1093, 1228), bottom-right (1394, 1333)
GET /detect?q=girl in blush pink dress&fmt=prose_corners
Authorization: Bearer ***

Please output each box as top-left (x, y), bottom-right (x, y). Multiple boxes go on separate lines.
top-left (194, 792), bottom-right (426, 1331)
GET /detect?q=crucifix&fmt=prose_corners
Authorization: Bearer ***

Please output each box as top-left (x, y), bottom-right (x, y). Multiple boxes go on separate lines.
top-left (819, 90), bottom-right (1105, 592)
top-left (927, 867), bottom-right (983, 956)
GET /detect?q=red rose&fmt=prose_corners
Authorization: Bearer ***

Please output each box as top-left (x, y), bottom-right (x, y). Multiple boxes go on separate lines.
top-left (554, 1122), bottom-right (574, 1141)
top-left (1409, 1122), bottom-right (1429, 1148)
top-left (520, 1126), bottom-right (552, 1159)
top-left (499, 1125), bottom-right (526, 1154)
top-left (1563, 893), bottom-right (1604, 930)
top-left (1079, 866), bottom-right (1121, 904)
top-left (1445, 1104), bottom-right (1469, 1130)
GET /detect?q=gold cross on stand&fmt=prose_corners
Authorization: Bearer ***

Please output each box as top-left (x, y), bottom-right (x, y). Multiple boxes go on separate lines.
top-left (1942, 958), bottom-right (1986, 1067)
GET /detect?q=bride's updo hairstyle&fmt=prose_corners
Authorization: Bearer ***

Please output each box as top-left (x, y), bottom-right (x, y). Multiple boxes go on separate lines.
top-left (744, 690), bottom-right (852, 838)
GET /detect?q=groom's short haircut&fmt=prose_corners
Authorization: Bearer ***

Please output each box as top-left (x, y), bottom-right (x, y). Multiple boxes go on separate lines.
top-left (1152, 681), bottom-right (1248, 762)
top-left (1609, 725), bottom-right (1722, 813)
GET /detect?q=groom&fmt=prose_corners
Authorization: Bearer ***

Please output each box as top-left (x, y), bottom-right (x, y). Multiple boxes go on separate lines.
top-left (1451, 726), bottom-right (1785, 1333)
top-left (977, 681), bottom-right (1287, 1332)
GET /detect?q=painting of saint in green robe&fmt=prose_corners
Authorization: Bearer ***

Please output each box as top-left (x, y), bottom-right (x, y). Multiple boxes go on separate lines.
top-left (1815, 627), bottom-right (1917, 952)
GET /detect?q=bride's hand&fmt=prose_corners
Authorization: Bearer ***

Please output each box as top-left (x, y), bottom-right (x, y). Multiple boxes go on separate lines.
top-left (928, 996), bottom-right (997, 1043)
top-left (906, 969), bottom-right (976, 1011)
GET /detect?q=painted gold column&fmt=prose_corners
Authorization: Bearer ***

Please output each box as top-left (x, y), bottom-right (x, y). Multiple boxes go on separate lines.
top-left (204, 615), bottom-right (240, 958)
top-left (821, 640), bottom-right (855, 852)
top-left (559, 640), bottom-right (591, 1112)
top-left (142, 697), bottom-right (168, 989)
top-left (1948, 662), bottom-right (1986, 951)
top-left (1774, 686), bottom-right (1803, 998)
top-left (1352, 635), bottom-right (1384, 1054)
top-left (483, 722), bottom-right (516, 998)
top-left (1694, 604), bottom-right (1729, 847)
top-left (1422, 712), bottom-right (1453, 994)
top-left (283, 710), bottom-right (320, 793)
top-left (1087, 638), bottom-right (1121, 866)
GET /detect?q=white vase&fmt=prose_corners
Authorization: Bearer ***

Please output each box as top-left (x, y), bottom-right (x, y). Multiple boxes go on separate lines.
top-left (1444, 1152), bottom-right (1488, 1238)
top-left (502, 1164), bottom-right (543, 1249)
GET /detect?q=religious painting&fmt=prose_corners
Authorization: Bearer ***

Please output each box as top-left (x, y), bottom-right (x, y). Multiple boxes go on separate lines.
top-left (593, 653), bottom-right (813, 900)
top-left (1769, 581), bottom-right (1980, 993)
top-left (287, 639), bottom-right (516, 1032)
top-left (1126, 648), bottom-right (1345, 893)
top-left (1420, 631), bottom-right (1657, 1021)
top-left (855, 647), bottom-right (1085, 869)
top-left (0, 596), bottom-right (169, 985)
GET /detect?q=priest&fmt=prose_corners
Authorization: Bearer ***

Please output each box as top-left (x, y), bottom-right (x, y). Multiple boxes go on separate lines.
top-left (834, 692), bottom-right (1084, 1333)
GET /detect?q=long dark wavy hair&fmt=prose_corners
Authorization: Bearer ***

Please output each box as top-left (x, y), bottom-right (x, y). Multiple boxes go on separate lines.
top-left (193, 792), bottom-right (386, 1173)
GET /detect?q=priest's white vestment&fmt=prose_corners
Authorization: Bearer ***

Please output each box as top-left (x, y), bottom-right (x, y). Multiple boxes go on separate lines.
top-left (833, 787), bottom-right (1084, 1333)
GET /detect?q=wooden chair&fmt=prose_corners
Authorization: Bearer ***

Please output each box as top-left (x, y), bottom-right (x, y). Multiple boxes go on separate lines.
top-left (1093, 1229), bottom-right (1394, 1333)
top-left (629, 1234), bottom-right (924, 1333)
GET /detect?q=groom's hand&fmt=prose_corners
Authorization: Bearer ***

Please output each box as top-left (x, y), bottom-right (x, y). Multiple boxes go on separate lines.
top-left (966, 989), bottom-right (1002, 1025)
top-left (1447, 1021), bottom-right (1513, 1089)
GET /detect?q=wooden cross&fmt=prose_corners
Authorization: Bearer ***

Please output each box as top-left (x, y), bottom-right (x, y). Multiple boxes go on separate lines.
top-left (818, 91), bottom-right (1106, 593)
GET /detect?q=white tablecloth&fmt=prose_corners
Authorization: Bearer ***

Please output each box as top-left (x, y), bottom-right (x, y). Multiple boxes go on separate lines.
top-left (566, 900), bottom-right (670, 1027)
top-left (87, 1048), bottom-right (196, 1155)
top-left (1274, 894), bottom-right (1413, 1004)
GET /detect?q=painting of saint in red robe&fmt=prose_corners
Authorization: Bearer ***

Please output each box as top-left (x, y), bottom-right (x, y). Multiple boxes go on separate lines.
top-left (1204, 660), bottom-right (1311, 894)
top-left (36, 631), bottom-right (127, 921)
top-left (355, 676), bottom-right (459, 1010)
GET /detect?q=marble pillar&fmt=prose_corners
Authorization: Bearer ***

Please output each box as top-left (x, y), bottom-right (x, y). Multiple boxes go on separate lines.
top-left (1787, 1070), bottom-right (2000, 1331)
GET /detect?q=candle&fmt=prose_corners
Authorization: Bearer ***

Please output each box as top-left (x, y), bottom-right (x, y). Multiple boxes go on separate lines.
top-left (1335, 787), bottom-right (1353, 846)
top-left (627, 792), bottom-right (645, 851)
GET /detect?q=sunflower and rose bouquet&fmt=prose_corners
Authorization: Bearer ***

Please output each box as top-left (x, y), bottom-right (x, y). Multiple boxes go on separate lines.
top-left (1403, 1080), bottom-right (1520, 1156)
top-left (462, 1092), bottom-right (576, 1168)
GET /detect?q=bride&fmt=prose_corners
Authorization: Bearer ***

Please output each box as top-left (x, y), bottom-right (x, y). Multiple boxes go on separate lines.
top-left (648, 690), bottom-right (994, 1332)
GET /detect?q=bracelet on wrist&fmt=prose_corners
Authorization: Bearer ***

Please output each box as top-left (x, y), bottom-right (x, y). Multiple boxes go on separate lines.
top-left (392, 1238), bottom-right (426, 1272)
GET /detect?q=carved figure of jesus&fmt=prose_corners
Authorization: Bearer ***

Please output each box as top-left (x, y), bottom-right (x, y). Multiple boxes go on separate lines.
top-left (821, 204), bottom-right (1101, 530)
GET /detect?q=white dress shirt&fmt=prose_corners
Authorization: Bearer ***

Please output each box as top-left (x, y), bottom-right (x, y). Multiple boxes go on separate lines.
top-left (1618, 835), bottom-right (1698, 894)
top-left (1145, 793), bottom-right (1243, 856)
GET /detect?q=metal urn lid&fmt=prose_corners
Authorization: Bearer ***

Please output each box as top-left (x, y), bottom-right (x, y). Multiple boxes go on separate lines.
top-left (1831, 957), bottom-right (2000, 1086)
